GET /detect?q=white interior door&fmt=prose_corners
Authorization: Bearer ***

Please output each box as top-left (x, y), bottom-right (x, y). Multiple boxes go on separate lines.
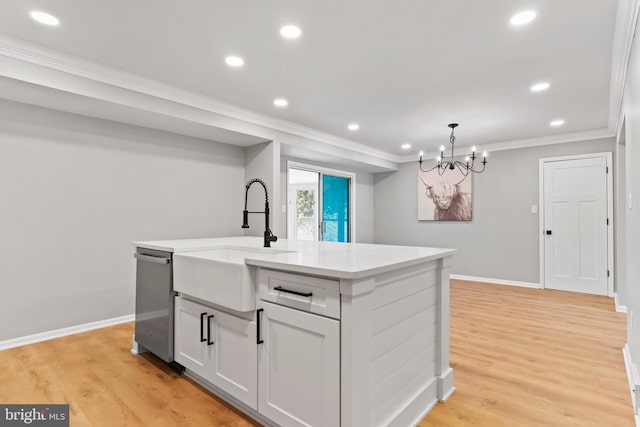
top-left (543, 156), bottom-right (608, 295)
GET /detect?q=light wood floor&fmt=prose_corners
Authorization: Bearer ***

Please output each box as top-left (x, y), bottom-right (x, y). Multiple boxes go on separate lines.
top-left (0, 280), bottom-right (633, 426)
top-left (421, 280), bottom-right (633, 427)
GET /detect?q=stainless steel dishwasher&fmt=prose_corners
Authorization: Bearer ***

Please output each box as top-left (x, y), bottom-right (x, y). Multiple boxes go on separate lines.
top-left (134, 247), bottom-right (180, 367)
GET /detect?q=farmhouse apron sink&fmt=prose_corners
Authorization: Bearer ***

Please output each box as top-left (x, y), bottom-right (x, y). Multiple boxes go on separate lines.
top-left (173, 246), bottom-right (292, 312)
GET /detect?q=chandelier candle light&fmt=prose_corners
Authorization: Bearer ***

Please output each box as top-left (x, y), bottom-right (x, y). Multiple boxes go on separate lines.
top-left (418, 123), bottom-right (488, 178)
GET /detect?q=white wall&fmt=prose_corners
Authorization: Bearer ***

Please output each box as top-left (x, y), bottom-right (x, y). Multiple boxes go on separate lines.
top-left (0, 100), bottom-right (245, 341)
top-left (620, 10), bottom-right (640, 370)
top-left (615, 128), bottom-right (628, 306)
top-left (374, 138), bottom-right (615, 284)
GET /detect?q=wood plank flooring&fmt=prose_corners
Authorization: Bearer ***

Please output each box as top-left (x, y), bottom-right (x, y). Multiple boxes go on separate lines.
top-left (0, 280), bottom-right (632, 426)
top-left (421, 280), bottom-right (633, 427)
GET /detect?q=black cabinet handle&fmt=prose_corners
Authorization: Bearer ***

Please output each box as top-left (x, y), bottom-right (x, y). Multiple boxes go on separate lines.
top-left (274, 286), bottom-right (313, 298)
top-left (200, 312), bottom-right (207, 342)
top-left (546, 230), bottom-right (552, 235)
top-left (207, 314), bottom-right (215, 346)
top-left (257, 308), bottom-right (264, 345)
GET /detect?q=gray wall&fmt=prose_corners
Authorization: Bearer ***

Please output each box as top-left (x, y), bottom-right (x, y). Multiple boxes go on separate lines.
top-left (0, 100), bottom-right (245, 341)
top-left (279, 156), bottom-right (375, 244)
top-left (355, 172), bottom-right (375, 243)
top-left (615, 130), bottom-right (628, 306)
top-left (244, 141), bottom-right (282, 237)
top-left (621, 12), bottom-right (640, 369)
top-left (374, 138), bottom-right (614, 283)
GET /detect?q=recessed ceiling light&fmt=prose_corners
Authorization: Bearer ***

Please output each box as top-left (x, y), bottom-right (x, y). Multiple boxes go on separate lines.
top-left (510, 10), bottom-right (537, 26)
top-left (401, 143), bottom-right (412, 150)
top-left (280, 25), bottom-right (302, 39)
top-left (225, 56), bottom-right (244, 67)
top-left (348, 123), bottom-right (360, 131)
top-left (273, 98), bottom-right (289, 107)
top-left (30, 11), bottom-right (59, 26)
top-left (531, 82), bottom-right (550, 92)
top-left (550, 119), bottom-right (565, 127)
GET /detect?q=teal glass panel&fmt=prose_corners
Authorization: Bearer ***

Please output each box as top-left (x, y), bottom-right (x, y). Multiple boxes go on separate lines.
top-left (322, 175), bottom-right (350, 242)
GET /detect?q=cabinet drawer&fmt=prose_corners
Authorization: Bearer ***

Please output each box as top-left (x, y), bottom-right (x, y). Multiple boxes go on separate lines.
top-left (258, 269), bottom-right (340, 319)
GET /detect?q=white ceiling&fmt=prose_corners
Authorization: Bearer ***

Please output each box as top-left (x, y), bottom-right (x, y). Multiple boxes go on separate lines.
top-left (0, 0), bottom-right (618, 155)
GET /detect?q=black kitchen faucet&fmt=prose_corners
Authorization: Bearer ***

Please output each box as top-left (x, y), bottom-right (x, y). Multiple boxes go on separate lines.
top-left (242, 178), bottom-right (278, 248)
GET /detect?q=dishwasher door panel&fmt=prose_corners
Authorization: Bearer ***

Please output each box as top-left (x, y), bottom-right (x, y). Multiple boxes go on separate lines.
top-left (135, 248), bottom-right (173, 362)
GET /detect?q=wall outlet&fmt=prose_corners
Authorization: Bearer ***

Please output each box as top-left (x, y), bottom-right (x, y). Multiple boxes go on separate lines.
top-left (282, 204), bottom-right (287, 213)
top-left (530, 205), bottom-right (538, 214)
top-left (629, 192), bottom-right (633, 210)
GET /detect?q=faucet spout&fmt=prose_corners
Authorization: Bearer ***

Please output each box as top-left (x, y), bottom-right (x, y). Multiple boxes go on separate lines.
top-left (242, 178), bottom-right (278, 247)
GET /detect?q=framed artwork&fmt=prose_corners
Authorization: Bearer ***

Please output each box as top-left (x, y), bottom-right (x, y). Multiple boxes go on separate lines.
top-left (417, 168), bottom-right (472, 221)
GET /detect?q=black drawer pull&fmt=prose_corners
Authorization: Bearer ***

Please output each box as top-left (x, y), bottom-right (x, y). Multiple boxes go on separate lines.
top-left (274, 286), bottom-right (313, 298)
top-left (257, 309), bottom-right (264, 345)
top-left (207, 314), bottom-right (215, 346)
top-left (200, 312), bottom-right (207, 342)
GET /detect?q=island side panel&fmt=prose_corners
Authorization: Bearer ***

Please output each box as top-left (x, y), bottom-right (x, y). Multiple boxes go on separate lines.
top-left (341, 259), bottom-right (450, 427)
top-left (436, 255), bottom-right (455, 401)
top-left (340, 276), bottom-right (375, 427)
top-left (370, 261), bottom-right (440, 427)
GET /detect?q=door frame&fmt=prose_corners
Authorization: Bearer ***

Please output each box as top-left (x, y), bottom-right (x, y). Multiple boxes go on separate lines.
top-left (286, 160), bottom-right (356, 242)
top-left (538, 152), bottom-right (614, 296)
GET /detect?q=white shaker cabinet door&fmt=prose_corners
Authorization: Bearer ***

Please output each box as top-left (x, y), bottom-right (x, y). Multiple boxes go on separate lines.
top-left (175, 297), bottom-right (258, 410)
top-left (208, 308), bottom-right (258, 410)
top-left (258, 301), bottom-right (340, 427)
top-left (174, 297), bottom-right (214, 379)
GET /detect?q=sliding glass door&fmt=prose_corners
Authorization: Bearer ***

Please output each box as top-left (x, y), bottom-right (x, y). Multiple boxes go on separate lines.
top-left (287, 163), bottom-right (353, 243)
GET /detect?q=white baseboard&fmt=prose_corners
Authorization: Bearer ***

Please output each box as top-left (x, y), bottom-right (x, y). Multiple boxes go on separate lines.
top-left (0, 314), bottom-right (135, 351)
top-left (390, 378), bottom-right (438, 427)
top-left (450, 274), bottom-right (541, 289)
top-left (130, 334), bottom-right (148, 356)
top-left (623, 343), bottom-right (640, 426)
top-left (616, 293), bottom-right (628, 313)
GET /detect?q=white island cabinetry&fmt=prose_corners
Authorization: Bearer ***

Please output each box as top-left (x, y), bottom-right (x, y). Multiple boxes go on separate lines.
top-left (174, 296), bottom-right (258, 409)
top-left (134, 237), bottom-right (455, 427)
top-left (258, 300), bottom-right (340, 426)
top-left (256, 267), bottom-right (341, 426)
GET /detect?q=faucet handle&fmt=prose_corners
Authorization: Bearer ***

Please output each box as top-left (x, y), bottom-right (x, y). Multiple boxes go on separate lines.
top-left (241, 210), bottom-right (250, 228)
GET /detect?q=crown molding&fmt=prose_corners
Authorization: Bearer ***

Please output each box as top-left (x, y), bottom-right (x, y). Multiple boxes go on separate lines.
top-left (0, 34), bottom-right (401, 164)
top-left (396, 128), bottom-right (615, 162)
top-left (0, 32), bottom-right (624, 168)
top-left (609, 0), bottom-right (640, 131)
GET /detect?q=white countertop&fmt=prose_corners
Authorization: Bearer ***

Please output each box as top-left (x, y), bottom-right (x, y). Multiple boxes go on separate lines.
top-left (134, 237), bottom-right (456, 279)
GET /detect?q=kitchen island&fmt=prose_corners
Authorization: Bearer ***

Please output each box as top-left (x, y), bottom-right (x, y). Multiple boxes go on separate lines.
top-left (133, 237), bottom-right (456, 427)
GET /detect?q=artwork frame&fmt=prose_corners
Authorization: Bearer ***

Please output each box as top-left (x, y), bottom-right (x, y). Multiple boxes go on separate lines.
top-left (417, 168), bottom-right (473, 221)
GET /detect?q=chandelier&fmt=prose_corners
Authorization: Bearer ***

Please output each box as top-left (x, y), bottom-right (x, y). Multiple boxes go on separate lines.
top-left (418, 123), bottom-right (488, 178)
